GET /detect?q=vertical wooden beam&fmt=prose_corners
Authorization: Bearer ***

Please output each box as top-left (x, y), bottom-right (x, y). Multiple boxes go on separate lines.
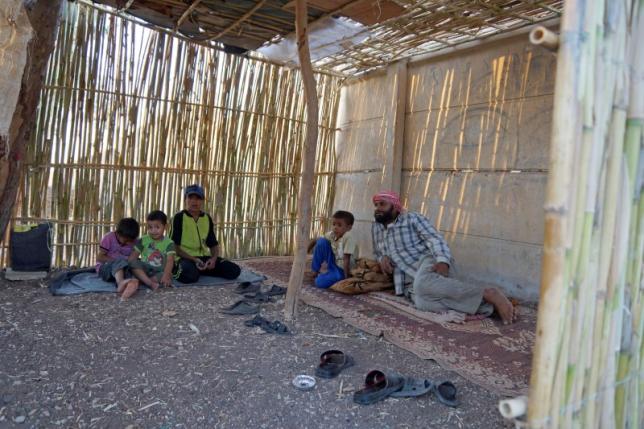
top-left (284, 0), bottom-right (319, 321)
top-left (0, 0), bottom-right (63, 238)
top-left (382, 59), bottom-right (408, 194)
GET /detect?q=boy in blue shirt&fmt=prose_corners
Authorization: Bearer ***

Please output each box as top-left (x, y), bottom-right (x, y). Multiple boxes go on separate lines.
top-left (309, 211), bottom-right (359, 288)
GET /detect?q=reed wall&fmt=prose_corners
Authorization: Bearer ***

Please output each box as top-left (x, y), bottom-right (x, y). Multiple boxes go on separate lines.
top-left (2, 2), bottom-right (341, 267)
top-left (527, 1), bottom-right (643, 427)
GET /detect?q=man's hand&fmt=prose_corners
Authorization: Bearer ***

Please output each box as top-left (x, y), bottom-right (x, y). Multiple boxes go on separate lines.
top-left (432, 262), bottom-right (450, 277)
top-left (380, 256), bottom-right (394, 274)
top-left (204, 257), bottom-right (217, 270)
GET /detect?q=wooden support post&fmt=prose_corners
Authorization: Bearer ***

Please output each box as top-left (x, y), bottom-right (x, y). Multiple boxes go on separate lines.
top-left (382, 60), bottom-right (408, 194)
top-left (0, 0), bottom-right (63, 238)
top-left (284, 0), bottom-right (319, 321)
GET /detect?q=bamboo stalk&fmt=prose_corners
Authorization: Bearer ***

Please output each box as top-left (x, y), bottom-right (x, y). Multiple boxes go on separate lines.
top-left (528, 0), bottom-right (643, 427)
top-left (529, 25), bottom-right (559, 51)
top-left (527, 0), bottom-right (584, 425)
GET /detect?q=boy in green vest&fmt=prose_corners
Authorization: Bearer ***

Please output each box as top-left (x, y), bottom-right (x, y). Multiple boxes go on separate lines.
top-left (126, 210), bottom-right (176, 299)
top-left (171, 184), bottom-right (241, 283)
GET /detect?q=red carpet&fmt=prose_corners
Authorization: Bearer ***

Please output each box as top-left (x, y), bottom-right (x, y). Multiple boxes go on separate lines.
top-left (239, 257), bottom-right (535, 396)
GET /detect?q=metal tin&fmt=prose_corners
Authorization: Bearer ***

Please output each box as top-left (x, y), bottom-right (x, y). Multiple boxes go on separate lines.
top-left (292, 375), bottom-right (316, 391)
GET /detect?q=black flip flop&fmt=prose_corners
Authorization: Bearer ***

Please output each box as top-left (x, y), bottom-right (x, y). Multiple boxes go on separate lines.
top-left (234, 281), bottom-right (261, 294)
top-left (315, 350), bottom-right (354, 379)
top-left (353, 370), bottom-right (405, 405)
top-left (244, 315), bottom-right (290, 335)
top-left (262, 320), bottom-right (290, 335)
top-left (433, 381), bottom-right (459, 407)
top-left (265, 284), bottom-right (287, 296)
top-left (243, 292), bottom-right (272, 303)
top-left (390, 378), bottom-right (434, 398)
top-left (244, 314), bottom-right (269, 327)
top-left (219, 300), bottom-right (259, 315)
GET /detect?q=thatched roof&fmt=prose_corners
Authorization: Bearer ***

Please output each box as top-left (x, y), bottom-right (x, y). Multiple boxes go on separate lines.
top-left (82, 0), bottom-right (563, 74)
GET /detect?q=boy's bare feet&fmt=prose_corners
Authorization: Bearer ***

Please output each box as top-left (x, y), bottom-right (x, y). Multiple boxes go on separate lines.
top-left (120, 279), bottom-right (139, 300)
top-left (483, 288), bottom-right (516, 325)
top-left (116, 280), bottom-right (127, 295)
top-left (303, 271), bottom-right (318, 283)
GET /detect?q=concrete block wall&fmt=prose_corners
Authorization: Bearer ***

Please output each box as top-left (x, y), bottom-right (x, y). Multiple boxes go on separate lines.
top-left (333, 32), bottom-right (557, 302)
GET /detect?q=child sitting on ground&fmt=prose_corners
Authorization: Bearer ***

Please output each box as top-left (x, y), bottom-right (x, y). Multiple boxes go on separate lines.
top-left (308, 210), bottom-right (359, 289)
top-left (126, 210), bottom-right (176, 299)
top-left (96, 217), bottom-right (140, 297)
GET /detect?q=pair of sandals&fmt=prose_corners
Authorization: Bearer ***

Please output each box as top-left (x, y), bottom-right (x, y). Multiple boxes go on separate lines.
top-left (244, 315), bottom-right (290, 335)
top-left (219, 282), bottom-right (288, 315)
top-left (314, 350), bottom-right (458, 407)
top-left (354, 370), bottom-right (458, 407)
top-left (234, 281), bottom-right (287, 297)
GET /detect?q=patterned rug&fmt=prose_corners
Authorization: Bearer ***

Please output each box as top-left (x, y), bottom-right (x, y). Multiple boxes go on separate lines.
top-left (238, 257), bottom-right (536, 396)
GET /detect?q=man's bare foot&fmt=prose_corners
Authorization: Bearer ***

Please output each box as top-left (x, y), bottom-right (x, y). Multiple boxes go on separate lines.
top-left (120, 279), bottom-right (139, 300)
top-left (483, 288), bottom-right (516, 324)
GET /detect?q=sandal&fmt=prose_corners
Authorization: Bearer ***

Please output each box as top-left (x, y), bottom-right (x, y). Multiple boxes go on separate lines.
top-left (262, 320), bottom-right (290, 335)
top-left (234, 281), bottom-right (261, 294)
top-left (315, 350), bottom-right (354, 379)
top-left (353, 370), bottom-right (405, 405)
top-left (219, 300), bottom-right (259, 315)
top-left (243, 292), bottom-right (272, 303)
top-left (264, 284), bottom-right (287, 296)
top-left (432, 381), bottom-right (459, 407)
top-left (390, 378), bottom-right (433, 398)
top-left (244, 315), bottom-right (290, 335)
top-left (244, 314), bottom-right (269, 327)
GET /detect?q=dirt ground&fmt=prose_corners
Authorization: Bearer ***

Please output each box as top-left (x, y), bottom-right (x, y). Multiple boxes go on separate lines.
top-left (0, 275), bottom-right (512, 428)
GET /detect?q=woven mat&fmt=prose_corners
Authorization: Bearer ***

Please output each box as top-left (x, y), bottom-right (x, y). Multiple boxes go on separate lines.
top-left (239, 256), bottom-right (536, 396)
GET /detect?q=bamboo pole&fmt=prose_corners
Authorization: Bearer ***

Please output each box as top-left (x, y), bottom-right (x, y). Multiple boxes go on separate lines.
top-left (283, 0), bottom-right (319, 321)
top-left (529, 26), bottom-right (559, 51)
top-left (527, 0), bottom-right (583, 426)
top-left (527, 0), bottom-right (643, 427)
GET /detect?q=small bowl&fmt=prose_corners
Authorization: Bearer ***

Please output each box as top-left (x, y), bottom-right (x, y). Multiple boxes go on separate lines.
top-left (292, 375), bottom-right (316, 391)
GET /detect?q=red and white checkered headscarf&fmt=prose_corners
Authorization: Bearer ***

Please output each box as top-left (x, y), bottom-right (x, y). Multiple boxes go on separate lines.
top-left (372, 190), bottom-right (404, 212)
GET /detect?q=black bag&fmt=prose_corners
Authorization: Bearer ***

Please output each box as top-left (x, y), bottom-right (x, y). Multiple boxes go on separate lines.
top-left (9, 223), bottom-right (52, 271)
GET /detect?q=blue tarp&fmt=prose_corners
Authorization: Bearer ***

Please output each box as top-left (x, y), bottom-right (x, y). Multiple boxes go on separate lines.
top-left (48, 268), bottom-right (265, 296)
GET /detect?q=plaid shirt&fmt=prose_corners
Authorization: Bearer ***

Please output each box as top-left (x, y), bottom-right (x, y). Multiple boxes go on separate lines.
top-left (371, 212), bottom-right (452, 295)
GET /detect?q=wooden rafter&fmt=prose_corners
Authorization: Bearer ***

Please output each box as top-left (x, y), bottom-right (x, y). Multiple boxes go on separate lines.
top-left (206, 0), bottom-right (269, 41)
top-left (283, 0), bottom-right (369, 38)
top-left (175, 0), bottom-right (203, 30)
top-left (82, 0), bottom-right (563, 74)
top-left (119, 0), bottom-right (135, 12)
